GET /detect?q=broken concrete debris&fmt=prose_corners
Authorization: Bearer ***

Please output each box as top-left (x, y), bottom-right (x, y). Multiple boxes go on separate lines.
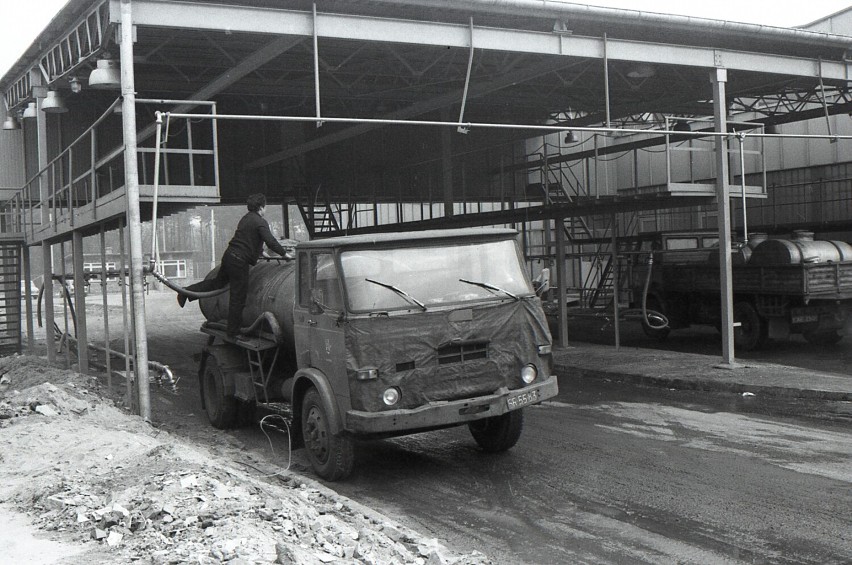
top-left (0, 355), bottom-right (489, 564)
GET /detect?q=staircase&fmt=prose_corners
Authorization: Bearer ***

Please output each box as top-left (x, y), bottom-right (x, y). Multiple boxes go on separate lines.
top-left (294, 184), bottom-right (341, 239)
top-left (0, 242), bottom-right (22, 355)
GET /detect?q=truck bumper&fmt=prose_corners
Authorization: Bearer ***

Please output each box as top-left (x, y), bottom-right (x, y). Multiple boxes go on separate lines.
top-left (344, 375), bottom-right (558, 434)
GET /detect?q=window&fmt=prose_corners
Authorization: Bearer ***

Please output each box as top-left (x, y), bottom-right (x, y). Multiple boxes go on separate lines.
top-left (157, 259), bottom-right (186, 278)
top-left (312, 253), bottom-right (343, 311)
top-left (340, 239), bottom-right (532, 312)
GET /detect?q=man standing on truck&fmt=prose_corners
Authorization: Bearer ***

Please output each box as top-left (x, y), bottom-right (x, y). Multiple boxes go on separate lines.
top-left (178, 193), bottom-right (289, 339)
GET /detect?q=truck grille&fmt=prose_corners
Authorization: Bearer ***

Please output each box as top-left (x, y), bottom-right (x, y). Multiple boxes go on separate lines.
top-left (437, 341), bottom-right (488, 365)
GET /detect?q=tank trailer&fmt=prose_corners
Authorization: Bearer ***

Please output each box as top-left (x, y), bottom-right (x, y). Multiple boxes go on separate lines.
top-left (196, 228), bottom-right (558, 480)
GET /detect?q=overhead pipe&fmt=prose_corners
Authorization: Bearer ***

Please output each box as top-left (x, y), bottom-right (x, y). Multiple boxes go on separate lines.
top-left (363, 0), bottom-right (852, 50)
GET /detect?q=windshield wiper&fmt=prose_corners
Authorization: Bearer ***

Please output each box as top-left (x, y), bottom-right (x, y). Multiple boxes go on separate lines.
top-left (458, 278), bottom-right (519, 301)
top-left (365, 278), bottom-right (427, 311)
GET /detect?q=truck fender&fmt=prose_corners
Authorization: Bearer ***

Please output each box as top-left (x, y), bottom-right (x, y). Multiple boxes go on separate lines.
top-left (290, 368), bottom-right (343, 443)
top-left (198, 344), bottom-right (245, 410)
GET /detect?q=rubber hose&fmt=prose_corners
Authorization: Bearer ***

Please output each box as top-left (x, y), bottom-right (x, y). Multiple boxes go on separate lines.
top-left (640, 253), bottom-right (669, 330)
top-left (150, 268), bottom-right (228, 300)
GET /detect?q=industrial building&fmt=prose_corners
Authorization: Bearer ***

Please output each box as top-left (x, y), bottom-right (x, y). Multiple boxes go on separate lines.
top-left (1, 0), bottom-right (851, 417)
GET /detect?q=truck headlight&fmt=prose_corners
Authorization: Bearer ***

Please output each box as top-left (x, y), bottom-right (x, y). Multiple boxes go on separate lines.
top-left (520, 364), bottom-right (537, 384)
top-left (382, 387), bottom-right (400, 406)
top-left (356, 368), bottom-right (378, 381)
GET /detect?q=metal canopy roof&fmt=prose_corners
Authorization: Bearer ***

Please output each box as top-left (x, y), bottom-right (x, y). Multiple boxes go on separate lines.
top-left (4, 0), bottom-right (852, 131)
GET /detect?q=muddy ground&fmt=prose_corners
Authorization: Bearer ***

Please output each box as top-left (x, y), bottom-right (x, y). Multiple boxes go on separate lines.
top-left (0, 289), bottom-right (489, 565)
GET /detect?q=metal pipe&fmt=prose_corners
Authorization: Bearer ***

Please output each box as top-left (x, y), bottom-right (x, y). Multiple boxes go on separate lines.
top-left (119, 0), bottom-right (152, 421)
top-left (457, 17), bottom-right (475, 134)
top-left (363, 0), bottom-right (852, 49)
top-left (161, 111), bottom-right (852, 140)
top-left (603, 33), bottom-right (610, 129)
top-left (312, 2), bottom-right (322, 126)
top-left (738, 134), bottom-right (748, 240)
top-left (150, 112), bottom-right (164, 262)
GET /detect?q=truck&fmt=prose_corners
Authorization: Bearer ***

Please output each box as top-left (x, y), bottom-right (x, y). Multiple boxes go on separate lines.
top-left (196, 228), bottom-right (558, 480)
top-left (628, 230), bottom-right (852, 350)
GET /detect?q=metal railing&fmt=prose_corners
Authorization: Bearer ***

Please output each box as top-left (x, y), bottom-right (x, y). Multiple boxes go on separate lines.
top-left (0, 99), bottom-right (220, 242)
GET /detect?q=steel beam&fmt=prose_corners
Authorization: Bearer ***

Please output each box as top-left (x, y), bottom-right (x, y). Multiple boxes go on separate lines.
top-left (119, 0), bottom-right (852, 81)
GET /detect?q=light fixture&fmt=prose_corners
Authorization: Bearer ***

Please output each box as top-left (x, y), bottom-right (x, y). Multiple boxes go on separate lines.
top-left (41, 90), bottom-right (68, 113)
top-left (69, 76), bottom-right (82, 93)
top-left (627, 63), bottom-right (656, 79)
top-left (673, 120), bottom-right (691, 132)
top-left (564, 131), bottom-right (580, 144)
top-left (22, 102), bottom-right (38, 119)
top-left (88, 58), bottom-right (121, 89)
top-left (2, 115), bottom-right (21, 130)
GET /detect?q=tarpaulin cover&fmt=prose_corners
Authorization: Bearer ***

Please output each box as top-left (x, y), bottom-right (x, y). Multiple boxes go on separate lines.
top-left (344, 298), bottom-right (552, 412)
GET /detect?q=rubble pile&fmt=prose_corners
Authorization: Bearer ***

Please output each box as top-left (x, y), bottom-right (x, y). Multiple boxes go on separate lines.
top-left (0, 355), bottom-right (490, 565)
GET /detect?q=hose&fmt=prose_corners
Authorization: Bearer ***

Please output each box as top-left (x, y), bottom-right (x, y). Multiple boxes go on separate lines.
top-left (149, 267), bottom-right (229, 300)
top-left (639, 252), bottom-right (669, 330)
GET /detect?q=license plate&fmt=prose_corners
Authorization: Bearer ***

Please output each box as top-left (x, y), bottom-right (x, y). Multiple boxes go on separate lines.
top-left (792, 313), bottom-right (819, 324)
top-left (506, 389), bottom-right (539, 410)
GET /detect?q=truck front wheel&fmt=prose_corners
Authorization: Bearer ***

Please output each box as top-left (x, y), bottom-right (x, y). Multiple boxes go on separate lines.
top-left (301, 388), bottom-right (354, 481)
top-left (202, 358), bottom-right (238, 429)
top-left (469, 409), bottom-right (524, 452)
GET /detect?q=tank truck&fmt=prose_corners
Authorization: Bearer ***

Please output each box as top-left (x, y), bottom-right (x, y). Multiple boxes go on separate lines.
top-left (628, 230), bottom-right (852, 350)
top-left (196, 228), bottom-right (558, 480)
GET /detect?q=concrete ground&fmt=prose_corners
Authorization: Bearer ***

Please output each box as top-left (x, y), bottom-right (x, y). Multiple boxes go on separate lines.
top-left (553, 342), bottom-right (852, 401)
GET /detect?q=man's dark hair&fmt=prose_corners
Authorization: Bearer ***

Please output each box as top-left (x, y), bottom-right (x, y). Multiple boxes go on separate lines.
top-left (246, 193), bottom-right (267, 212)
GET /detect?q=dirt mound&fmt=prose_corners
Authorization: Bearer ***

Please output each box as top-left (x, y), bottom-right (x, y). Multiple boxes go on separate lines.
top-left (0, 355), bottom-right (490, 564)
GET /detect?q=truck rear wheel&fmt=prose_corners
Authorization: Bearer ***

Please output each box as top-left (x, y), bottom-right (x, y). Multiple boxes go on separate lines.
top-left (202, 358), bottom-right (238, 429)
top-left (301, 388), bottom-right (354, 481)
top-left (734, 301), bottom-right (767, 351)
top-left (469, 409), bottom-right (524, 452)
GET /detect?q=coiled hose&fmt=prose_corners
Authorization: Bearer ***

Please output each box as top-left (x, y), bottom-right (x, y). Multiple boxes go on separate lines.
top-left (615, 252), bottom-right (669, 330)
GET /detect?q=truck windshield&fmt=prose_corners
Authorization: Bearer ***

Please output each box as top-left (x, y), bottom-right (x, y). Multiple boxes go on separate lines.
top-left (340, 239), bottom-right (532, 312)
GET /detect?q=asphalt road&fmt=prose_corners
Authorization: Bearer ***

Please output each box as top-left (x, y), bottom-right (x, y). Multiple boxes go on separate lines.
top-left (76, 292), bottom-right (852, 564)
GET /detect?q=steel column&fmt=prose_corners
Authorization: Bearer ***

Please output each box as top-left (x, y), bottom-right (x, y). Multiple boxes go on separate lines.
top-left (72, 230), bottom-right (89, 374)
top-left (22, 244), bottom-right (34, 351)
top-left (555, 215), bottom-right (568, 348)
top-left (119, 0), bottom-right (152, 421)
top-left (712, 68), bottom-right (737, 367)
top-left (100, 225), bottom-right (112, 390)
top-left (42, 242), bottom-right (55, 363)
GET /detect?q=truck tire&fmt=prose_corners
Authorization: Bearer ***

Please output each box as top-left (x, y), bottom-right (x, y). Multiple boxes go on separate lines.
top-left (202, 357), bottom-right (238, 429)
top-left (301, 388), bottom-right (354, 481)
top-left (803, 329), bottom-right (843, 345)
top-left (469, 409), bottom-right (524, 452)
top-left (734, 301), bottom-right (767, 351)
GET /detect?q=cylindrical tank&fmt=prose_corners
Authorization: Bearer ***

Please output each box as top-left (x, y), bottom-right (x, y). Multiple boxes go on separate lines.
top-left (199, 261), bottom-right (297, 343)
top-left (749, 234), bottom-right (852, 265)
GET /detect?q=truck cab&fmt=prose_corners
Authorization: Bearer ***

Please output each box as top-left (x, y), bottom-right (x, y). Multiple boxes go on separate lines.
top-left (198, 228), bottom-right (558, 480)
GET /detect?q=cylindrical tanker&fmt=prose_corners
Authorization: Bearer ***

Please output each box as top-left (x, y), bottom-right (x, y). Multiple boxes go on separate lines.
top-left (198, 260), bottom-right (297, 344)
top-left (749, 232), bottom-right (852, 265)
